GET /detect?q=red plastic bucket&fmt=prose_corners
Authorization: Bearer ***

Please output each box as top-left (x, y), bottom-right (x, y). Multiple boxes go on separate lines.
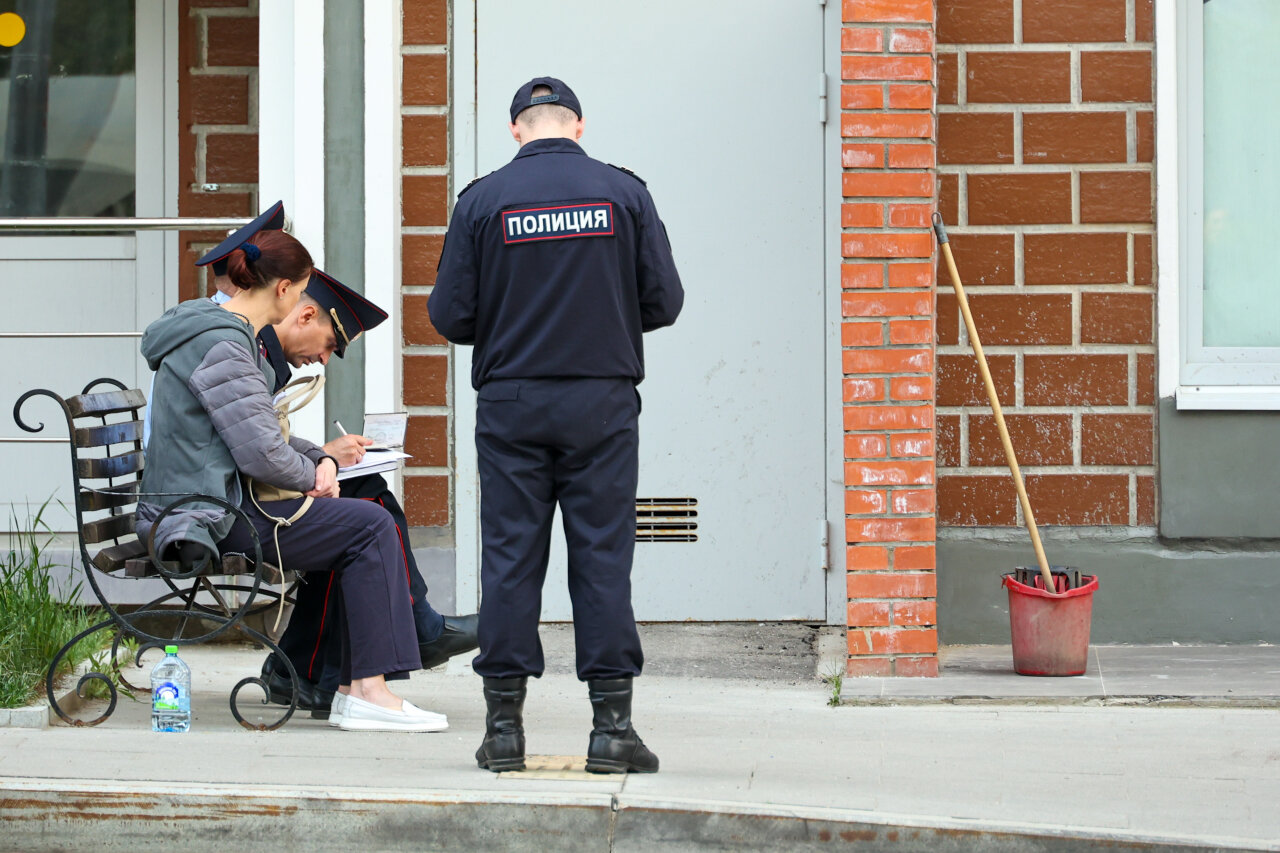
top-left (1001, 569), bottom-right (1099, 676)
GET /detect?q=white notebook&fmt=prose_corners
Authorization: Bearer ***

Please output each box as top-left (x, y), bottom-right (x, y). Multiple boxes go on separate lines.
top-left (337, 449), bottom-right (411, 481)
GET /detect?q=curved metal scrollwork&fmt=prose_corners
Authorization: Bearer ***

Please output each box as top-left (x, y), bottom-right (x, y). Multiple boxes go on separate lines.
top-left (81, 377), bottom-right (128, 394)
top-left (47, 614), bottom-right (300, 730)
top-left (13, 387), bottom-right (72, 435)
top-left (46, 619), bottom-right (122, 727)
top-left (146, 494), bottom-right (243, 581)
top-left (110, 629), bottom-right (146, 693)
top-left (230, 627), bottom-right (298, 731)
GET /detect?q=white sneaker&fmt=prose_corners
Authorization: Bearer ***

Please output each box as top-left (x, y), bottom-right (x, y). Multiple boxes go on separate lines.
top-left (328, 693), bottom-right (348, 728)
top-left (337, 694), bottom-right (449, 732)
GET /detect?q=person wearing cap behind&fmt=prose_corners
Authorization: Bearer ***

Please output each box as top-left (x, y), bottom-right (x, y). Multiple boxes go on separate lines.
top-left (429, 78), bottom-right (683, 773)
top-left (241, 269), bottom-right (480, 721)
top-left (139, 211), bottom-right (447, 733)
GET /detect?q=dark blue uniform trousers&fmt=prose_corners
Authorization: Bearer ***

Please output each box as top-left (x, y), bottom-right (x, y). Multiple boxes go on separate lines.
top-left (265, 475), bottom-right (445, 692)
top-left (219, 495), bottom-right (421, 682)
top-left (472, 377), bottom-right (644, 681)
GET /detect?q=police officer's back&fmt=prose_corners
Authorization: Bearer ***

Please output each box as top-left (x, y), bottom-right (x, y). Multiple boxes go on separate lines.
top-left (429, 77), bottom-right (683, 775)
top-left (430, 82), bottom-right (683, 388)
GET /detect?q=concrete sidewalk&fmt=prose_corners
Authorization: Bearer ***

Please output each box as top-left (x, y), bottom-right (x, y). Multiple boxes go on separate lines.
top-left (2, 626), bottom-right (1278, 851)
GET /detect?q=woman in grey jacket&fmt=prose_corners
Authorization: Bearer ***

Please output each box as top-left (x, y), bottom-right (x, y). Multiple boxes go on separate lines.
top-left (139, 229), bottom-right (443, 733)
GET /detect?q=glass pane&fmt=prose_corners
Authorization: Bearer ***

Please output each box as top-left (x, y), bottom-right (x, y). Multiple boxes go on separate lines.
top-left (1202, 0), bottom-right (1280, 347)
top-left (0, 0), bottom-right (135, 217)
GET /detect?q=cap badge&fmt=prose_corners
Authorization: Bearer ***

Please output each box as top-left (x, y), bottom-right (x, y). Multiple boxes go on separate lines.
top-left (329, 308), bottom-right (361, 347)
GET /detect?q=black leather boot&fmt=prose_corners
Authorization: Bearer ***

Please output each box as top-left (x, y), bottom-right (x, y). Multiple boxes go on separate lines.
top-left (476, 677), bottom-right (527, 772)
top-left (585, 677), bottom-right (659, 774)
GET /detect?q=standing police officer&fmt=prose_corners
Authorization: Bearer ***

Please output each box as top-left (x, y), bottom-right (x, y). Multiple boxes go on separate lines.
top-left (429, 77), bottom-right (683, 773)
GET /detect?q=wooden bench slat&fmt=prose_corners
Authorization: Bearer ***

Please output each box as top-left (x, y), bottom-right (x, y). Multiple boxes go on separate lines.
top-left (67, 389), bottom-right (148, 418)
top-left (123, 554), bottom-right (285, 585)
top-left (74, 420), bottom-right (144, 448)
top-left (217, 555), bottom-right (286, 585)
top-left (93, 539), bottom-right (148, 573)
top-left (81, 512), bottom-right (136, 545)
top-left (78, 482), bottom-right (140, 512)
top-left (76, 450), bottom-right (145, 480)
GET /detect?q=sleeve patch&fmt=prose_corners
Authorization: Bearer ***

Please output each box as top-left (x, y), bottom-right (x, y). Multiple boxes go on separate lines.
top-left (502, 202), bottom-right (614, 244)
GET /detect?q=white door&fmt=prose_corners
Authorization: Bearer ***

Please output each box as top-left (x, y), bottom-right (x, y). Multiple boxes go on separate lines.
top-left (470, 0), bottom-right (828, 620)
top-left (1, 1), bottom-right (171, 532)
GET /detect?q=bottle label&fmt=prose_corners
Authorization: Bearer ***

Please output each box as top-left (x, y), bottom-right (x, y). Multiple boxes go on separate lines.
top-left (153, 681), bottom-right (182, 711)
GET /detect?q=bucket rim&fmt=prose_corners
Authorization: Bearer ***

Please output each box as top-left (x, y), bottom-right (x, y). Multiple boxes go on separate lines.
top-left (1002, 571), bottom-right (1099, 599)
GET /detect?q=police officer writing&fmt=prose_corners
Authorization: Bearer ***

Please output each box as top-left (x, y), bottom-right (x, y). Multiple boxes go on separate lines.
top-left (249, 270), bottom-right (480, 721)
top-left (429, 77), bottom-right (683, 773)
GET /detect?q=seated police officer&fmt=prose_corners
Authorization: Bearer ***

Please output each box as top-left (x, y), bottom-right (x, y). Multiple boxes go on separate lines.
top-left (253, 274), bottom-right (480, 718)
top-left (430, 78), bottom-right (683, 773)
top-left (193, 211), bottom-right (478, 720)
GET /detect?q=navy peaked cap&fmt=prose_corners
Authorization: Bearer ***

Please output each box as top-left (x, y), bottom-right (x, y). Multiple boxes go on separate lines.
top-left (196, 200), bottom-right (287, 277)
top-left (509, 77), bottom-right (582, 122)
top-left (306, 268), bottom-right (387, 358)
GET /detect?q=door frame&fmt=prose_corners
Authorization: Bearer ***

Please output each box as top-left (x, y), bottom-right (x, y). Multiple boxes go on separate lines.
top-left (0, 0), bottom-right (176, 542)
top-left (449, 0), bottom-right (848, 623)
top-left (142, 0), bottom-right (179, 321)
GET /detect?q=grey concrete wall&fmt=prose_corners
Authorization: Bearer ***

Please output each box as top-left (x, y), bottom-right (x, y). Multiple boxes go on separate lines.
top-left (938, 529), bottom-right (1280, 644)
top-left (322, 0), bottom-right (366, 437)
top-left (1159, 397), bottom-right (1280, 538)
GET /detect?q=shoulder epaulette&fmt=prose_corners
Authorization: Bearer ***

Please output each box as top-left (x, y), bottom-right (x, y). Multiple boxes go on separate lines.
top-left (457, 174), bottom-right (487, 198)
top-left (608, 163), bottom-right (646, 186)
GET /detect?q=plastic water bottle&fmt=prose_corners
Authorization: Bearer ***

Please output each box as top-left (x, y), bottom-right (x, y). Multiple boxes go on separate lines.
top-left (151, 645), bottom-right (191, 732)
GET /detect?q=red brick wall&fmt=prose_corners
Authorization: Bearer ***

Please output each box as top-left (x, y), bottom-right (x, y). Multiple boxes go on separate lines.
top-left (177, 0), bottom-right (259, 302)
top-left (841, 0), bottom-right (940, 677)
top-left (401, 0), bottom-right (451, 527)
top-left (936, 0), bottom-right (1156, 528)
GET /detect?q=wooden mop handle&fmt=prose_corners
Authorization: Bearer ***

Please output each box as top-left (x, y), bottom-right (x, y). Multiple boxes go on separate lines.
top-left (932, 214), bottom-right (1057, 593)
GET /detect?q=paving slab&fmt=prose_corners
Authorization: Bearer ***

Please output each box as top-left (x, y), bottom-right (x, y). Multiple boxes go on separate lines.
top-left (839, 643), bottom-right (1280, 705)
top-left (2, 627), bottom-right (1279, 850)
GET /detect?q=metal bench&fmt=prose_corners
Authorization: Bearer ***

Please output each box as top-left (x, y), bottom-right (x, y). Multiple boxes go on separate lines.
top-left (14, 378), bottom-right (303, 730)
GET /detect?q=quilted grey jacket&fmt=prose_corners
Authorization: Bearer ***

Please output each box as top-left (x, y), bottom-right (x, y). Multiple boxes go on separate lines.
top-left (137, 299), bottom-right (327, 558)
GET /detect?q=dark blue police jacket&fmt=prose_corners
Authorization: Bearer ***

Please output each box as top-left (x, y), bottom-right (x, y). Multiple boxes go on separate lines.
top-left (429, 137), bottom-right (684, 390)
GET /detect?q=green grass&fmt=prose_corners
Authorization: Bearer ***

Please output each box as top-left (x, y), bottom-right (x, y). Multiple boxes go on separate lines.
top-left (0, 502), bottom-right (104, 708)
top-left (822, 666), bottom-right (844, 707)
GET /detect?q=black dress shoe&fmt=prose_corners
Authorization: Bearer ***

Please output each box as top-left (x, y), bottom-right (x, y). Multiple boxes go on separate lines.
top-left (418, 613), bottom-right (479, 670)
top-left (260, 655), bottom-right (320, 710)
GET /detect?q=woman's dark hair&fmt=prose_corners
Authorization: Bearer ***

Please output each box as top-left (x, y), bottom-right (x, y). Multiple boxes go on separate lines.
top-left (225, 230), bottom-right (313, 292)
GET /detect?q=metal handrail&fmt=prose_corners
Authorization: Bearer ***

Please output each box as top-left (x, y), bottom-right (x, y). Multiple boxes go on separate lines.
top-left (1, 217), bottom-right (252, 443)
top-left (0, 217), bottom-right (250, 232)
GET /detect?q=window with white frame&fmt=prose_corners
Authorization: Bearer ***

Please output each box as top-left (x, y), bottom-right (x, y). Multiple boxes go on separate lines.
top-left (1175, 0), bottom-right (1280, 405)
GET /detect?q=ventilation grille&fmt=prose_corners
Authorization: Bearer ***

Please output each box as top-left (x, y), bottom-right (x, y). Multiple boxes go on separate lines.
top-left (636, 497), bottom-right (698, 543)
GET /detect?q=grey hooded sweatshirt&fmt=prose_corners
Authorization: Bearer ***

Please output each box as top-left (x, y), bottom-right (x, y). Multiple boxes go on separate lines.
top-left (138, 299), bottom-right (328, 558)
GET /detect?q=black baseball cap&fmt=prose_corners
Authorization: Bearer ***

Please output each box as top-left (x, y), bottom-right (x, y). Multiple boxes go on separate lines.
top-left (509, 77), bottom-right (582, 122)
top-left (196, 200), bottom-right (286, 277)
top-left (305, 268), bottom-right (388, 358)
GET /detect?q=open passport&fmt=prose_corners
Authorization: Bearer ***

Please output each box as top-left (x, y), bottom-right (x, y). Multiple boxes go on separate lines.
top-left (336, 412), bottom-right (411, 481)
